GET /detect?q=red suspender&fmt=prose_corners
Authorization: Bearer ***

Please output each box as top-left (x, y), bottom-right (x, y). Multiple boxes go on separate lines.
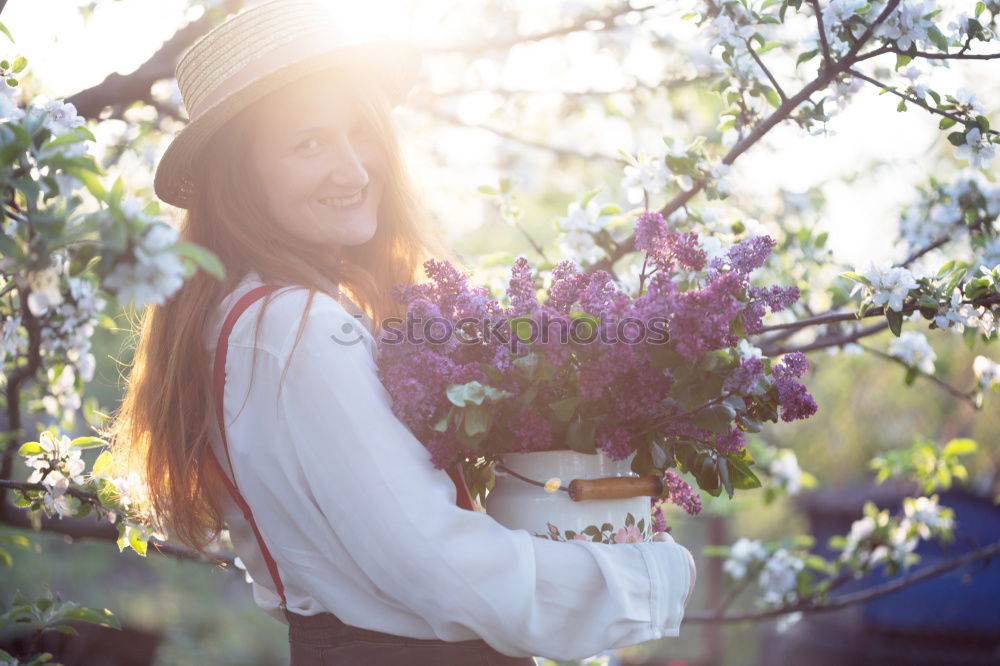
top-left (209, 283), bottom-right (476, 611)
top-left (209, 284), bottom-right (288, 608)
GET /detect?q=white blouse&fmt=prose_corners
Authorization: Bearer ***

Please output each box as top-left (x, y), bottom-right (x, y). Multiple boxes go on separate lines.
top-left (204, 269), bottom-right (693, 660)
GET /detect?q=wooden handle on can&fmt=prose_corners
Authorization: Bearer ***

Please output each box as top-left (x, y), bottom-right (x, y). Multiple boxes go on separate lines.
top-left (568, 476), bottom-right (663, 502)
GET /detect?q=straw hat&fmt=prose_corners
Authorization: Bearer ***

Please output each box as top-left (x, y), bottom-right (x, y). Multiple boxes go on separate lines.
top-left (153, 0), bottom-right (421, 209)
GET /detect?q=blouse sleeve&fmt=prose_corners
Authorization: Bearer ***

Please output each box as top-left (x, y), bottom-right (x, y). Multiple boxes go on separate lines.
top-left (275, 293), bottom-right (693, 660)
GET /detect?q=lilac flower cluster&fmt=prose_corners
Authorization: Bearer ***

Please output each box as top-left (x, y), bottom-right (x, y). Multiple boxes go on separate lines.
top-left (771, 352), bottom-right (818, 422)
top-left (635, 211), bottom-right (707, 271)
top-left (661, 470), bottom-right (703, 515)
top-left (376, 208), bottom-right (815, 501)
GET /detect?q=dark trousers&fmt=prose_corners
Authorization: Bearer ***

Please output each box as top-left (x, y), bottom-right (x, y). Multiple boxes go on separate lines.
top-left (285, 609), bottom-right (538, 666)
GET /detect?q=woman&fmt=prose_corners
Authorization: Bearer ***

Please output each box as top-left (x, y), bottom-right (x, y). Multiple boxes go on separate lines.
top-left (102, 1), bottom-right (696, 664)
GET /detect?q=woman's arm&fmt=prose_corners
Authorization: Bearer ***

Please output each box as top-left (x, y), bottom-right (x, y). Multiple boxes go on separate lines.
top-left (273, 291), bottom-right (693, 660)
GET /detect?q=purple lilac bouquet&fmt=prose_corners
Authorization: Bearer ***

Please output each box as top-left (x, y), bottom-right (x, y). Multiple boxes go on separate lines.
top-left (375, 210), bottom-right (816, 515)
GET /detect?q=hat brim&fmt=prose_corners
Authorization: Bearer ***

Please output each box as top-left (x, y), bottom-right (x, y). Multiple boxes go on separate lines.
top-left (153, 40), bottom-right (420, 210)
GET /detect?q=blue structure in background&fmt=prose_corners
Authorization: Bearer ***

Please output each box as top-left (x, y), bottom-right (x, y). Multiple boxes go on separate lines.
top-left (762, 480), bottom-right (1000, 665)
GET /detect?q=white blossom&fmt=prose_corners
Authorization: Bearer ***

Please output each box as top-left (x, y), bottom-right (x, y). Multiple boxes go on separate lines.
top-left (1, 315), bottom-right (27, 367)
top-left (39, 99), bottom-right (85, 136)
top-left (556, 199), bottom-right (610, 234)
top-left (708, 13), bottom-right (755, 50)
top-left (558, 230), bottom-right (605, 265)
top-left (955, 88), bottom-right (987, 116)
top-left (24, 431), bottom-right (86, 498)
top-left (954, 128), bottom-right (996, 170)
top-left (933, 288), bottom-right (978, 333)
top-left (722, 537), bottom-right (767, 581)
top-left (737, 338), bottom-right (763, 360)
top-left (889, 330), bottom-right (936, 374)
top-left (903, 495), bottom-right (953, 538)
top-left (109, 471), bottom-right (145, 511)
top-left (25, 266), bottom-right (64, 316)
top-left (822, 0), bottom-right (869, 24)
top-left (41, 364), bottom-right (81, 422)
top-left (973, 355), bottom-right (1000, 391)
top-left (768, 450), bottom-right (803, 495)
top-left (873, 0), bottom-right (938, 51)
top-left (948, 13), bottom-right (971, 42)
top-left (858, 260), bottom-right (919, 312)
top-left (104, 224), bottom-right (186, 308)
top-left (698, 233), bottom-right (728, 265)
top-left (621, 150), bottom-right (669, 204)
top-left (758, 548), bottom-right (804, 606)
top-left (841, 515), bottom-right (876, 562)
top-left (708, 161), bottom-right (733, 196)
top-left (0, 83), bottom-right (24, 123)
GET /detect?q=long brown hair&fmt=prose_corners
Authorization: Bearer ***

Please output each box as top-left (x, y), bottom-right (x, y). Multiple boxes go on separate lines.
top-left (99, 66), bottom-right (459, 555)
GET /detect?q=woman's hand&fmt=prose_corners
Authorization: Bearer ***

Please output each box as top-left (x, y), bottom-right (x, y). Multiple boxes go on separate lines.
top-left (652, 531), bottom-right (696, 607)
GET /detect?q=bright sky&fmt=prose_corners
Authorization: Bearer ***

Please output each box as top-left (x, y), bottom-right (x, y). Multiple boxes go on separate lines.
top-left (1, 0), bottom-right (995, 274)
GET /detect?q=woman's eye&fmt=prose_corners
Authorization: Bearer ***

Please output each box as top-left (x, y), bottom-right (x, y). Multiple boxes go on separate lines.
top-left (296, 137), bottom-right (322, 152)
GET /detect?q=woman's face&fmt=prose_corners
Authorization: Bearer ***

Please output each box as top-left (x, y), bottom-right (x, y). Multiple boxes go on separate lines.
top-left (248, 72), bottom-right (384, 251)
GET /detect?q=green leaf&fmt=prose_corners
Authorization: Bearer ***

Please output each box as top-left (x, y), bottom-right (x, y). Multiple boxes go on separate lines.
top-left (565, 414), bottom-right (597, 454)
top-left (886, 309), bottom-right (903, 337)
top-left (938, 116), bottom-right (957, 130)
top-left (718, 458), bottom-right (734, 499)
top-left (109, 175), bottom-right (124, 205)
top-left (432, 408), bottom-right (452, 433)
top-left (926, 25), bottom-right (950, 52)
top-left (761, 85), bottom-right (781, 108)
top-left (169, 241), bottom-right (225, 279)
top-left (67, 168), bottom-right (106, 199)
top-left (0, 22), bottom-right (15, 44)
top-left (548, 396), bottom-right (583, 422)
top-left (70, 436), bottom-right (106, 450)
top-left (795, 49), bottom-right (818, 67)
top-left (90, 450), bottom-right (113, 479)
top-left (59, 606), bottom-right (121, 630)
top-left (11, 56), bottom-right (26, 73)
top-left (942, 438), bottom-right (976, 457)
top-left (895, 53), bottom-right (912, 70)
top-left (840, 271), bottom-right (869, 284)
top-left (18, 442), bottom-right (42, 457)
top-left (0, 231), bottom-right (23, 264)
top-left (975, 1), bottom-right (986, 17)
top-left (691, 403), bottom-right (736, 434)
top-left (728, 457), bottom-right (762, 490)
top-left (463, 404), bottom-right (489, 437)
top-left (947, 130), bottom-right (967, 146)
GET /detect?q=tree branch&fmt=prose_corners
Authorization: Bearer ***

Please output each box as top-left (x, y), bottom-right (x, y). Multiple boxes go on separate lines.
top-left (65, 1), bottom-right (248, 120)
top-left (423, 75), bottom-right (716, 100)
top-left (858, 343), bottom-right (978, 406)
top-left (885, 48), bottom-right (1000, 61)
top-left (760, 321), bottom-right (890, 356)
top-left (684, 538), bottom-right (1000, 623)
top-left (744, 39), bottom-right (788, 103)
top-left (425, 3), bottom-right (653, 56)
top-left (848, 67), bottom-right (1000, 137)
top-left (589, 0), bottom-right (904, 275)
top-left (411, 103), bottom-right (621, 164)
top-left (0, 506), bottom-right (237, 568)
top-left (809, 0), bottom-right (833, 66)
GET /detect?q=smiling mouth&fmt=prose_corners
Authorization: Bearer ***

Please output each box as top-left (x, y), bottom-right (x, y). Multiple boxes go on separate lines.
top-left (317, 187), bottom-right (366, 209)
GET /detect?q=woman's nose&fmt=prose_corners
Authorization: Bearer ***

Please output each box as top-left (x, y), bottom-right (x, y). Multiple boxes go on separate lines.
top-left (325, 135), bottom-right (369, 191)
